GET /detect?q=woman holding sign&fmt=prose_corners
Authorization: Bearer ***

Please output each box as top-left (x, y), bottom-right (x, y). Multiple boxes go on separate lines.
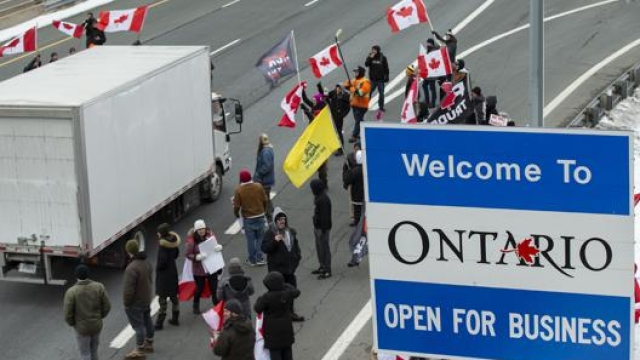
top-left (185, 219), bottom-right (224, 314)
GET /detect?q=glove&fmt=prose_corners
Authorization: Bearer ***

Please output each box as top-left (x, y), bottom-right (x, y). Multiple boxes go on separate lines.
top-left (195, 253), bottom-right (206, 261)
top-left (214, 244), bottom-right (223, 252)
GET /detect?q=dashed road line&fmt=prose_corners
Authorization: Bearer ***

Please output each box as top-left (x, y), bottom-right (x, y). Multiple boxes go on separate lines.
top-left (222, 0), bottom-right (241, 9)
top-left (109, 296), bottom-right (160, 349)
top-left (210, 38), bottom-right (241, 57)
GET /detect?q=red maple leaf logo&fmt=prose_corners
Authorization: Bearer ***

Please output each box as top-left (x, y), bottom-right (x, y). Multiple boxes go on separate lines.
top-left (428, 58), bottom-right (440, 70)
top-left (63, 23), bottom-right (73, 30)
top-left (501, 238), bottom-right (540, 264)
top-left (319, 57), bottom-right (331, 67)
top-left (396, 6), bottom-right (414, 18)
top-left (114, 14), bottom-right (129, 24)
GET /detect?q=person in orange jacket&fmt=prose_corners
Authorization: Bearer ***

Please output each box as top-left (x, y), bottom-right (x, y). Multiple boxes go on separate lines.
top-left (343, 66), bottom-right (371, 143)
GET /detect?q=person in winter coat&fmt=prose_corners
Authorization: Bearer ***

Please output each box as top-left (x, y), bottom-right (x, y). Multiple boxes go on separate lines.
top-left (325, 84), bottom-right (351, 154)
top-left (452, 59), bottom-right (469, 85)
top-left (485, 95), bottom-right (499, 123)
top-left (85, 17), bottom-right (106, 48)
top-left (23, 54), bottom-right (41, 72)
top-left (365, 45), bottom-right (390, 117)
top-left (217, 257), bottom-right (255, 320)
top-left (254, 133), bottom-right (275, 222)
top-left (469, 86), bottom-right (486, 125)
top-left (64, 265), bottom-right (111, 360)
top-left (154, 223), bottom-right (181, 330)
top-left (233, 169), bottom-right (268, 266)
top-left (185, 219), bottom-right (224, 314)
top-left (122, 239), bottom-right (154, 359)
top-left (254, 272), bottom-right (301, 360)
top-left (422, 38), bottom-right (440, 108)
top-left (433, 29), bottom-right (458, 62)
top-left (213, 299), bottom-right (255, 360)
top-left (310, 179), bottom-right (332, 279)
top-left (343, 150), bottom-right (364, 228)
top-left (261, 207), bottom-right (305, 322)
top-left (344, 66), bottom-right (371, 143)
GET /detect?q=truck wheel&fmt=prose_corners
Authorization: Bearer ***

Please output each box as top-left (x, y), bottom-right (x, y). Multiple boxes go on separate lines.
top-left (202, 165), bottom-right (223, 202)
top-left (97, 226), bottom-right (146, 269)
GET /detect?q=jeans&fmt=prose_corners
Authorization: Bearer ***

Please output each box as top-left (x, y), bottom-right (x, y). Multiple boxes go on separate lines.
top-left (125, 307), bottom-right (154, 347)
top-left (314, 228), bottom-right (331, 272)
top-left (351, 107), bottom-right (367, 138)
top-left (370, 81), bottom-right (385, 110)
top-left (76, 332), bottom-right (100, 360)
top-left (244, 216), bottom-right (266, 263)
top-left (194, 273), bottom-right (219, 308)
top-left (269, 347), bottom-right (293, 360)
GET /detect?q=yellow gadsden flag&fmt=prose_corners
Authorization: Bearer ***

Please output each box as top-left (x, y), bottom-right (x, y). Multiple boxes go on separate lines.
top-left (283, 106), bottom-right (341, 188)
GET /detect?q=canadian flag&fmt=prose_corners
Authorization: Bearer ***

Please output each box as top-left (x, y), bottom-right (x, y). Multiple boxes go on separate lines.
top-left (203, 300), bottom-right (225, 331)
top-left (98, 5), bottom-right (148, 33)
top-left (279, 81), bottom-right (306, 128)
top-left (417, 44), bottom-right (452, 79)
top-left (0, 27), bottom-right (36, 57)
top-left (52, 20), bottom-right (84, 38)
top-left (178, 259), bottom-right (212, 301)
top-left (254, 313), bottom-right (270, 360)
top-left (401, 77), bottom-right (419, 124)
top-left (387, 0), bottom-right (429, 33)
top-left (309, 44), bottom-right (342, 79)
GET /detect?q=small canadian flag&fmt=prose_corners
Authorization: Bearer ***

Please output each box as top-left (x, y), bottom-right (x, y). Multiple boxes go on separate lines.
top-left (417, 44), bottom-right (452, 79)
top-left (279, 81), bottom-right (306, 128)
top-left (254, 313), bottom-right (270, 360)
top-left (98, 5), bottom-right (148, 33)
top-left (401, 77), bottom-right (419, 124)
top-left (309, 44), bottom-right (342, 79)
top-left (387, 0), bottom-right (429, 33)
top-left (0, 27), bottom-right (36, 57)
top-left (52, 20), bottom-right (84, 38)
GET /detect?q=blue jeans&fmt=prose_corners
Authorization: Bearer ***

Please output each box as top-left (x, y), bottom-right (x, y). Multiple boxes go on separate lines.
top-left (125, 307), bottom-right (154, 346)
top-left (76, 332), bottom-right (100, 360)
top-left (351, 107), bottom-right (367, 138)
top-left (370, 81), bottom-right (385, 110)
top-left (243, 216), bottom-right (266, 263)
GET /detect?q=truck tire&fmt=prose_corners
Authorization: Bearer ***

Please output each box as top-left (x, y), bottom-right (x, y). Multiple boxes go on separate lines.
top-left (201, 164), bottom-right (223, 202)
top-left (97, 226), bottom-right (146, 269)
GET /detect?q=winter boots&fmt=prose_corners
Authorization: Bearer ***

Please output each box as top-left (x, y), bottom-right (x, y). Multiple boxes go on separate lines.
top-left (168, 311), bottom-right (179, 326)
top-left (154, 314), bottom-right (165, 330)
top-left (140, 339), bottom-right (154, 353)
top-left (124, 347), bottom-right (146, 359)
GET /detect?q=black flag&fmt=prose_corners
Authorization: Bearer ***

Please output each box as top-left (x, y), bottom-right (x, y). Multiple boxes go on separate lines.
top-left (256, 33), bottom-right (297, 87)
top-left (425, 78), bottom-right (473, 125)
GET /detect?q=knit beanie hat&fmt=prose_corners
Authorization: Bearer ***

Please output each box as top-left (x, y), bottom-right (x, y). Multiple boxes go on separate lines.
top-left (225, 299), bottom-right (244, 316)
top-left (194, 219), bottom-right (206, 231)
top-left (239, 169), bottom-right (252, 183)
top-left (227, 257), bottom-right (244, 275)
top-left (75, 264), bottom-right (88, 280)
top-left (125, 239), bottom-right (139, 255)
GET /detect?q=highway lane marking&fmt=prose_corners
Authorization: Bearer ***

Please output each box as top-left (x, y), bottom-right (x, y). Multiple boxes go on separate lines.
top-left (210, 38), bottom-right (241, 57)
top-left (544, 36), bottom-right (640, 118)
top-left (305, 0), bottom-right (321, 6)
top-left (222, 0), bottom-right (240, 9)
top-left (109, 296), bottom-right (160, 349)
top-left (224, 191), bottom-right (276, 235)
top-left (372, 0), bottom-right (620, 111)
top-left (320, 299), bottom-right (372, 360)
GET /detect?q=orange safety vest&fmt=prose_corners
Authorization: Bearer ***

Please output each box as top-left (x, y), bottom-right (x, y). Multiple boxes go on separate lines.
top-left (344, 77), bottom-right (371, 109)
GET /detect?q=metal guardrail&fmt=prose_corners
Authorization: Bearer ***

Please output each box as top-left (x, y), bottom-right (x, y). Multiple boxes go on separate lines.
top-left (567, 63), bottom-right (640, 128)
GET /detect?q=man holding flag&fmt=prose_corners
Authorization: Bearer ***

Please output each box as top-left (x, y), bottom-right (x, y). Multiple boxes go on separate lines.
top-left (344, 66), bottom-right (371, 143)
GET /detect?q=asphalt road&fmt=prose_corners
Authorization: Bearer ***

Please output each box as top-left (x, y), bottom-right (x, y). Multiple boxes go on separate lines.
top-left (0, 1), bottom-right (639, 360)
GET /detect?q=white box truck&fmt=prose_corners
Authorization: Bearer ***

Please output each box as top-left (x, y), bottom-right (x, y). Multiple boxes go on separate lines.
top-left (0, 46), bottom-right (242, 284)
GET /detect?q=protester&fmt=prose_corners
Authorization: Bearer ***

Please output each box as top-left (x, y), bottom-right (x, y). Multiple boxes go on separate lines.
top-left (233, 169), bottom-right (268, 266)
top-left (49, 52), bottom-right (59, 63)
top-left (344, 66), bottom-right (371, 143)
top-left (405, 65), bottom-right (417, 98)
top-left (217, 257), bottom-right (255, 320)
top-left (365, 45), bottom-right (390, 118)
top-left (154, 223), bottom-right (181, 330)
top-left (343, 142), bottom-right (362, 226)
top-left (422, 38), bottom-right (440, 107)
top-left (123, 239), bottom-right (154, 359)
top-left (213, 299), bottom-right (255, 360)
top-left (261, 207), bottom-right (305, 321)
top-left (301, 84), bottom-right (330, 188)
top-left (69, 47), bottom-right (77, 55)
top-left (433, 29), bottom-right (458, 62)
top-left (310, 179), bottom-right (332, 279)
top-left (254, 133), bottom-right (275, 222)
top-left (452, 59), bottom-right (469, 85)
top-left (185, 219), bottom-right (224, 314)
top-left (485, 95), bottom-right (499, 122)
top-left (343, 150), bottom-right (364, 229)
top-left (23, 54), bottom-right (41, 72)
top-left (469, 86), bottom-right (486, 125)
top-left (63, 264), bottom-right (111, 360)
top-left (325, 83), bottom-right (351, 154)
top-left (85, 16), bottom-right (106, 48)
top-left (254, 272), bottom-right (301, 360)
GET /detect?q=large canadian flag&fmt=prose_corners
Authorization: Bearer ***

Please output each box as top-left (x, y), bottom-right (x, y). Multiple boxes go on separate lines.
top-left (279, 81), bottom-right (306, 128)
top-left (309, 44), bottom-right (342, 78)
top-left (387, 0), bottom-right (429, 33)
top-left (52, 20), bottom-right (84, 38)
top-left (178, 259), bottom-right (212, 301)
top-left (98, 5), bottom-right (148, 33)
top-left (401, 77), bottom-right (419, 124)
top-left (417, 44), bottom-right (452, 79)
top-left (0, 27), bottom-right (36, 57)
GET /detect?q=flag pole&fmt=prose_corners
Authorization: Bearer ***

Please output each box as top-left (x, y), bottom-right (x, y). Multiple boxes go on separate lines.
top-left (334, 29), bottom-right (351, 84)
top-left (291, 30), bottom-right (302, 86)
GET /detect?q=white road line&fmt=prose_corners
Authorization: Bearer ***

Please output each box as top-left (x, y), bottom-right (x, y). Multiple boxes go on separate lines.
top-left (210, 39), bottom-right (241, 57)
top-left (224, 191), bottom-right (277, 235)
top-left (110, 296), bottom-right (160, 349)
top-left (222, 0), bottom-right (240, 8)
top-left (544, 37), bottom-right (640, 118)
top-left (305, 0), bottom-right (320, 6)
top-left (321, 300), bottom-right (372, 360)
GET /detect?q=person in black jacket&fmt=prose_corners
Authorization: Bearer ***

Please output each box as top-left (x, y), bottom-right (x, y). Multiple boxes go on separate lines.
top-left (365, 45), bottom-right (389, 115)
top-left (433, 29), bottom-right (458, 63)
top-left (261, 207), bottom-right (304, 322)
top-left (85, 17), bottom-right (106, 48)
top-left (154, 223), bottom-right (181, 330)
top-left (213, 299), bottom-right (255, 360)
top-left (325, 84), bottom-right (351, 155)
top-left (23, 54), bottom-right (41, 73)
top-left (254, 272), bottom-right (300, 360)
top-left (343, 150), bottom-right (364, 228)
top-left (310, 179), bottom-right (332, 279)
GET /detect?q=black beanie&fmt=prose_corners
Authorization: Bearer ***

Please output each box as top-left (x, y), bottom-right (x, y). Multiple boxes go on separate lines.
top-left (75, 264), bottom-right (88, 280)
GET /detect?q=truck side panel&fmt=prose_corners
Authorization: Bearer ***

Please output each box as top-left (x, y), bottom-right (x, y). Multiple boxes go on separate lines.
top-left (81, 51), bottom-right (214, 248)
top-left (0, 117), bottom-right (81, 247)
